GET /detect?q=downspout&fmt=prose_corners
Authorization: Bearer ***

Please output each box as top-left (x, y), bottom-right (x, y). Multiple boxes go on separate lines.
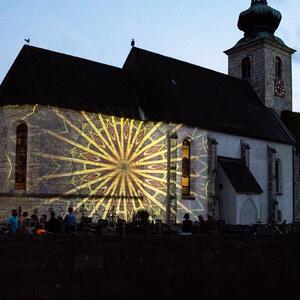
top-left (293, 147), bottom-right (295, 223)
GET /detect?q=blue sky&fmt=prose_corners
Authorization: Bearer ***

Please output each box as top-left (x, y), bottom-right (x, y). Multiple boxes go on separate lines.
top-left (1, 0), bottom-right (300, 110)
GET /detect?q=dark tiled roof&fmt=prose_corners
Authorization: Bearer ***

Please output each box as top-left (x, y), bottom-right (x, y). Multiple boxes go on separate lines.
top-left (281, 110), bottom-right (300, 151)
top-left (218, 156), bottom-right (263, 194)
top-left (0, 45), bottom-right (295, 145)
top-left (123, 47), bottom-right (295, 145)
top-left (0, 45), bottom-right (140, 118)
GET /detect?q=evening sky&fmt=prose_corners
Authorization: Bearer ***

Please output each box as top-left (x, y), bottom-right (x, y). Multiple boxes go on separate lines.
top-left (1, 0), bottom-right (299, 110)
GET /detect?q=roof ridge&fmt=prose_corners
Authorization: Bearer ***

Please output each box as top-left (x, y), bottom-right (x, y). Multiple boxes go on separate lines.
top-left (131, 46), bottom-right (248, 84)
top-left (23, 44), bottom-right (124, 72)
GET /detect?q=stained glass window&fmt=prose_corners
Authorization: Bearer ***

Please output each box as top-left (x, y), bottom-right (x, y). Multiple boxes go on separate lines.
top-left (15, 124), bottom-right (27, 190)
top-left (182, 139), bottom-right (191, 196)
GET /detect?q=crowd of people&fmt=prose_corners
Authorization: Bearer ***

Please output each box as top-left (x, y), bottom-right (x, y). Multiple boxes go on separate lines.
top-left (2, 208), bottom-right (292, 236)
top-left (4, 207), bottom-right (76, 236)
top-left (182, 213), bottom-right (219, 235)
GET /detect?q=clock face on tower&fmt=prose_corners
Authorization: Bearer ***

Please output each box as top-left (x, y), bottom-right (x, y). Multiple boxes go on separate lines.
top-left (274, 79), bottom-right (285, 97)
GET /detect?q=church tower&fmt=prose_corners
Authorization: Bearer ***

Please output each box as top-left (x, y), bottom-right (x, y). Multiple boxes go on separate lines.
top-left (225, 0), bottom-right (296, 115)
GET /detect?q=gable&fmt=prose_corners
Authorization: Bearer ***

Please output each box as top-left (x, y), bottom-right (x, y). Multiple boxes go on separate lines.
top-left (0, 45), bottom-right (140, 119)
top-left (123, 47), bottom-right (295, 145)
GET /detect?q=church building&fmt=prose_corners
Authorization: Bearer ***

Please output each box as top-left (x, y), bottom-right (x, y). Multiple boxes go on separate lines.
top-left (0, 0), bottom-right (297, 224)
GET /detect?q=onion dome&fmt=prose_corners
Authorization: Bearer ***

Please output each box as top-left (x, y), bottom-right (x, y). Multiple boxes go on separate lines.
top-left (238, 0), bottom-right (282, 39)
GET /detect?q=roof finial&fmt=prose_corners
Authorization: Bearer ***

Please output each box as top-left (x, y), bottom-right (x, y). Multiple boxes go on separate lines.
top-left (251, 0), bottom-right (267, 4)
top-left (131, 39), bottom-right (135, 47)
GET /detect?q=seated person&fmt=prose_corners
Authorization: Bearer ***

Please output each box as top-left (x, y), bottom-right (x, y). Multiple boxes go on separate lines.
top-left (182, 213), bottom-right (193, 234)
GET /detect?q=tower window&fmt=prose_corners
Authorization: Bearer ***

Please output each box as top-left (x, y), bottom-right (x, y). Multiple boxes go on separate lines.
top-left (241, 57), bottom-right (251, 78)
top-left (15, 124), bottom-right (28, 190)
top-left (275, 57), bottom-right (282, 78)
top-left (182, 139), bottom-right (191, 196)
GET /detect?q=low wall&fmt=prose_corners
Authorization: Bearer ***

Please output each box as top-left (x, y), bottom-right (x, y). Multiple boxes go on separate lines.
top-left (1, 235), bottom-right (300, 299)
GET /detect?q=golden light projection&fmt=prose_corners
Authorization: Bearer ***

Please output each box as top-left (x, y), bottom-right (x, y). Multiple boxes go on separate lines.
top-left (176, 128), bottom-right (208, 220)
top-left (34, 109), bottom-right (172, 220)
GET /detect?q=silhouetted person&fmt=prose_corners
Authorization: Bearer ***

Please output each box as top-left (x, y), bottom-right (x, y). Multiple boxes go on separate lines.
top-left (206, 214), bottom-right (216, 234)
top-left (47, 212), bottom-right (60, 233)
top-left (20, 211), bottom-right (32, 235)
top-left (182, 213), bottom-right (193, 234)
top-left (7, 209), bottom-right (19, 234)
top-left (64, 207), bottom-right (76, 234)
top-left (30, 208), bottom-right (39, 228)
top-left (40, 214), bottom-right (47, 228)
top-left (194, 215), bottom-right (206, 234)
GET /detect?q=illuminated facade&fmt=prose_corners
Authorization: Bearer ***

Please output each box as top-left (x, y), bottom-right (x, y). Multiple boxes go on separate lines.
top-left (0, 105), bottom-right (209, 222)
top-left (0, 0), bottom-right (296, 224)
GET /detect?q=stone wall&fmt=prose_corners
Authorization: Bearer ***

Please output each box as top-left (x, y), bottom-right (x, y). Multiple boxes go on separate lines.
top-left (1, 235), bottom-right (300, 300)
top-left (226, 39), bottom-right (294, 114)
top-left (0, 105), bottom-right (208, 222)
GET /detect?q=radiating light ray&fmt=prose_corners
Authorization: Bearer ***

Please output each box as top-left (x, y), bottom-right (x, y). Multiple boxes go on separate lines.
top-left (37, 110), bottom-right (207, 221)
top-left (133, 159), bottom-right (167, 166)
top-left (177, 201), bottom-right (198, 218)
top-left (33, 152), bottom-right (111, 167)
top-left (125, 119), bottom-right (135, 160)
top-left (59, 170), bottom-right (116, 198)
top-left (120, 118), bottom-right (125, 160)
top-left (126, 175), bottom-right (138, 212)
top-left (87, 173), bottom-right (121, 217)
top-left (137, 147), bottom-right (168, 163)
top-left (5, 154), bottom-right (12, 183)
top-left (112, 116), bottom-right (122, 158)
top-left (98, 114), bottom-right (119, 158)
top-left (127, 121), bottom-right (143, 158)
top-left (129, 122), bottom-right (163, 161)
top-left (55, 110), bottom-right (116, 162)
top-left (132, 169), bottom-right (167, 184)
top-left (40, 166), bottom-right (115, 180)
top-left (134, 169), bottom-right (168, 174)
top-left (82, 111), bottom-right (119, 160)
top-left (130, 172), bottom-right (166, 211)
top-left (128, 174), bottom-right (145, 210)
top-left (46, 130), bottom-right (117, 164)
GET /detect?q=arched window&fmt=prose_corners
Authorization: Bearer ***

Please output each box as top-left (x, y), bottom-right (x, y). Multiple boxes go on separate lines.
top-left (275, 159), bottom-right (282, 195)
top-left (275, 57), bottom-right (282, 78)
top-left (241, 57), bottom-right (251, 78)
top-left (15, 124), bottom-right (28, 190)
top-left (182, 139), bottom-right (191, 196)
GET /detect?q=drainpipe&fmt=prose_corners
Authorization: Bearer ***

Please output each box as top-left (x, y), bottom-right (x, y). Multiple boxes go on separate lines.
top-left (165, 126), bottom-right (178, 225)
top-left (293, 147), bottom-right (295, 223)
top-left (166, 128), bottom-right (172, 226)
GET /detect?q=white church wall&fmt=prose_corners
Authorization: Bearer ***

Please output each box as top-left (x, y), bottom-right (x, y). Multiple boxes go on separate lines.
top-left (272, 143), bottom-right (294, 223)
top-left (236, 195), bottom-right (259, 225)
top-left (208, 131), bottom-right (294, 224)
top-left (217, 165), bottom-right (236, 224)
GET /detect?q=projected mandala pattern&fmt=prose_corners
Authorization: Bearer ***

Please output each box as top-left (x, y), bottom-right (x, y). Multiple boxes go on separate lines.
top-left (2, 105), bottom-right (208, 221)
top-left (34, 109), bottom-right (176, 220)
top-left (176, 128), bottom-right (208, 220)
